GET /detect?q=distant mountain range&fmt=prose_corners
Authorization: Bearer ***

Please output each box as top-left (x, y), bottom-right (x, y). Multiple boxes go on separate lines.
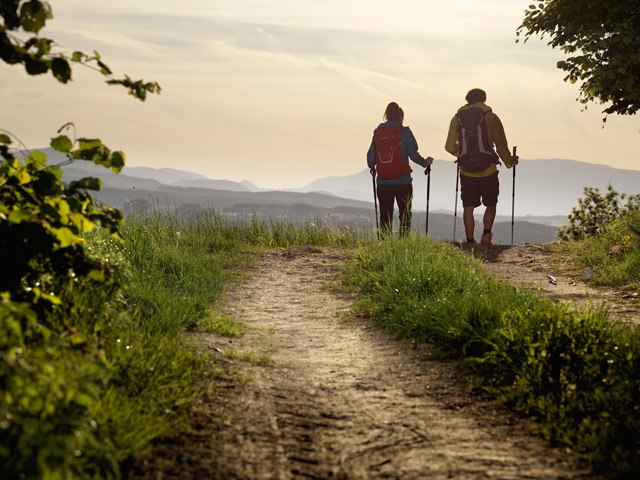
top-left (12, 148), bottom-right (640, 245)
top-left (300, 159), bottom-right (640, 218)
top-left (43, 147), bottom-right (640, 217)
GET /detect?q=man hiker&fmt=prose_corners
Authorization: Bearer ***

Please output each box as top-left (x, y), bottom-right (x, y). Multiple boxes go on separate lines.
top-left (444, 88), bottom-right (519, 245)
top-left (367, 101), bottom-right (434, 237)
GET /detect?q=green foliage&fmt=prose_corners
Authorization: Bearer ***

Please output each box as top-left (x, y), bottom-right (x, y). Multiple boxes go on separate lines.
top-left (518, 0), bottom-right (640, 115)
top-left (0, 0), bottom-right (160, 100)
top-left (564, 208), bottom-right (640, 289)
top-left (558, 185), bottom-right (640, 241)
top-left (343, 236), bottom-right (640, 474)
top-left (1, 1), bottom-right (177, 477)
top-left (0, 134), bottom-right (124, 317)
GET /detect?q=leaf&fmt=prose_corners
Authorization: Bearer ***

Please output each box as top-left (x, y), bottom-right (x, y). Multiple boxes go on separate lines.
top-left (26, 149), bottom-right (47, 168)
top-left (0, 134), bottom-right (11, 145)
top-left (76, 138), bottom-right (103, 151)
top-left (19, 0), bottom-right (50, 33)
top-left (47, 198), bottom-right (71, 217)
top-left (96, 60), bottom-right (112, 76)
top-left (51, 57), bottom-right (72, 83)
top-left (87, 269), bottom-right (106, 282)
top-left (109, 151), bottom-right (126, 173)
top-left (53, 226), bottom-right (78, 248)
top-left (69, 212), bottom-right (94, 232)
top-left (8, 209), bottom-right (32, 223)
top-left (47, 166), bottom-right (64, 181)
top-left (39, 291), bottom-right (62, 305)
top-left (69, 333), bottom-right (87, 347)
top-left (69, 177), bottom-right (102, 191)
top-left (50, 135), bottom-right (73, 153)
top-left (15, 168), bottom-right (33, 185)
top-left (71, 51), bottom-right (85, 62)
top-left (24, 56), bottom-right (49, 75)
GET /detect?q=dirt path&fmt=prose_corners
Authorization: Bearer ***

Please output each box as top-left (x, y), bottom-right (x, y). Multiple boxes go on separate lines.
top-left (135, 246), bottom-right (598, 479)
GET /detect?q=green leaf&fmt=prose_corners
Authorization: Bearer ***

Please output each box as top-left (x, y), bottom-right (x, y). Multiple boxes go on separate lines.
top-left (47, 165), bottom-right (64, 181)
top-left (76, 138), bottom-right (102, 151)
top-left (50, 135), bottom-right (73, 153)
top-left (96, 60), bottom-right (112, 76)
top-left (0, 134), bottom-right (11, 145)
top-left (71, 51), bottom-right (85, 62)
top-left (19, 0), bottom-right (50, 33)
top-left (15, 169), bottom-right (32, 184)
top-left (38, 291), bottom-right (62, 305)
top-left (69, 333), bottom-right (88, 347)
top-left (69, 177), bottom-right (102, 191)
top-left (51, 57), bottom-right (72, 83)
top-left (53, 226), bottom-right (78, 248)
top-left (24, 56), bottom-right (49, 76)
top-left (109, 151), bottom-right (126, 173)
top-left (26, 149), bottom-right (47, 168)
top-left (8, 209), bottom-right (32, 223)
top-left (69, 212), bottom-right (94, 232)
top-left (87, 269), bottom-right (106, 282)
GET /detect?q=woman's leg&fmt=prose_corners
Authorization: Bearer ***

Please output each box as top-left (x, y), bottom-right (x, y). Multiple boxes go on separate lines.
top-left (396, 184), bottom-right (413, 237)
top-left (377, 184), bottom-right (395, 237)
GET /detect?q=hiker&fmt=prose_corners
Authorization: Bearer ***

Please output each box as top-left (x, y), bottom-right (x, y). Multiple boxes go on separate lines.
top-left (367, 102), bottom-right (433, 237)
top-left (444, 88), bottom-right (519, 245)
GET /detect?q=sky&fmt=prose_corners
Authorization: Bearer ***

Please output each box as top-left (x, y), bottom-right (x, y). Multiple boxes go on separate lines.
top-left (1, 0), bottom-right (638, 189)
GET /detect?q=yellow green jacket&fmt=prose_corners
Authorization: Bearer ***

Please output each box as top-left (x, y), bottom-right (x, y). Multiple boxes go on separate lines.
top-left (444, 102), bottom-right (515, 177)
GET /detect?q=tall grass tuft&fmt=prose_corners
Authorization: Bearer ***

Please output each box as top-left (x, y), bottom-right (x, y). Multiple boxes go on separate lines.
top-left (343, 235), bottom-right (640, 474)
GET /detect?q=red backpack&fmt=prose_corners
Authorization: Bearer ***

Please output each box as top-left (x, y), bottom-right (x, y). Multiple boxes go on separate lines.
top-left (373, 126), bottom-right (412, 179)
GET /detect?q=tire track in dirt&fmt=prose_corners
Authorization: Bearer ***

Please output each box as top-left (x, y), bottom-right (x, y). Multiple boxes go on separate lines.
top-left (135, 247), bottom-right (597, 479)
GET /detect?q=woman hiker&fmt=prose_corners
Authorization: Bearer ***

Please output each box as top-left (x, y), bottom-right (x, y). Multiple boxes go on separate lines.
top-left (367, 101), bottom-right (434, 237)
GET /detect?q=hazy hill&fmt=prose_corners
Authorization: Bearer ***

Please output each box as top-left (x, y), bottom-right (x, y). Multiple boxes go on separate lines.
top-left (15, 147), bottom-right (640, 244)
top-left (302, 159), bottom-right (640, 217)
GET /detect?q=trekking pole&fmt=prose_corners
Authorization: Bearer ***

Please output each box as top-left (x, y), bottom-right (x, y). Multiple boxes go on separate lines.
top-left (425, 164), bottom-right (431, 236)
top-left (511, 146), bottom-right (517, 246)
top-left (371, 168), bottom-right (379, 234)
top-left (453, 162), bottom-right (460, 241)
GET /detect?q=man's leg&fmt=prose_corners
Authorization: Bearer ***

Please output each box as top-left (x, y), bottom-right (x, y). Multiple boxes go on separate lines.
top-left (463, 206), bottom-right (476, 242)
top-left (480, 205), bottom-right (496, 245)
top-left (377, 184), bottom-right (394, 237)
top-left (397, 184), bottom-right (413, 237)
top-left (483, 206), bottom-right (497, 231)
top-left (480, 173), bottom-right (499, 245)
top-left (459, 174), bottom-right (481, 243)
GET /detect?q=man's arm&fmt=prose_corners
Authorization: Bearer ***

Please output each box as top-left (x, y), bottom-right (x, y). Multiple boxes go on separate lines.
top-left (486, 113), bottom-right (515, 167)
top-left (444, 116), bottom-right (459, 157)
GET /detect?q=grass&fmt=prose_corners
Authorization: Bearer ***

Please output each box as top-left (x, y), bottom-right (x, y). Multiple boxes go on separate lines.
top-left (342, 234), bottom-right (640, 475)
top-left (1, 209), bottom-right (365, 479)
top-left (5, 205), bottom-right (640, 477)
top-left (546, 209), bottom-right (640, 291)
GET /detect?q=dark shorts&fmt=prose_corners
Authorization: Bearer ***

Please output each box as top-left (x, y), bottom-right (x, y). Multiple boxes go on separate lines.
top-left (460, 172), bottom-right (499, 208)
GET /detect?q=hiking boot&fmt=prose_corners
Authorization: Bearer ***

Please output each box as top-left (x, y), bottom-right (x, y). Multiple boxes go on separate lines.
top-left (480, 232), bottom-right (493, 246)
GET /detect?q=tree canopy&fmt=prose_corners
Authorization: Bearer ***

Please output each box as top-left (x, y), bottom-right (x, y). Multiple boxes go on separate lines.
top-left (1, 0), bottom-right (159, 312)
top-left (518, 0), bottom-right (640, 116)
top-left (0, 0), bottom-right (160, 99)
